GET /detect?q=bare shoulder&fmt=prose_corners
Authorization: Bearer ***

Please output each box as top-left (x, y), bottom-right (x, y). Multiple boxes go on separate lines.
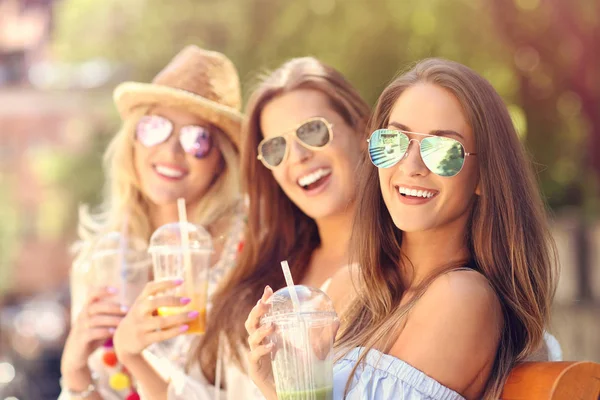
top-left (389, 269), bottom-right (503, 397)
top-left (323, 264), bottom-right (361, 315)
top-left (422, 269), bottom-right (500, 312)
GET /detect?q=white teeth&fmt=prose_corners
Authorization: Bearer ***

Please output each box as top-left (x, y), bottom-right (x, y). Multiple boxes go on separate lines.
top-left (397, 186), bottom-right (436, 198)
top-left (298, 168), bottom-right (332, 187)
top-left (155, 165), bottom-right (185, 178)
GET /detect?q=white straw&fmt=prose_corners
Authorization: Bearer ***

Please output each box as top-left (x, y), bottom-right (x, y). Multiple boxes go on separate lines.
top-left (214, 332), bottom-right (224, 400)
top-left (280, 260), bottom-right (300, 312)
top-left (177, 198), bottom-right (194, 293)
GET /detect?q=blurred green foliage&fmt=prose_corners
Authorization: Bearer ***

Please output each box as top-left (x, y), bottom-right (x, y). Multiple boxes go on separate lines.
top-left (50, 0), bottom-right (599, 215)
top-left (0, 175), bottom-right (20, 295)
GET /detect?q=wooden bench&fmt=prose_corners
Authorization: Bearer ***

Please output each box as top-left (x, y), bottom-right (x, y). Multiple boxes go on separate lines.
top-left (501, 361), bottom-right (600, 399)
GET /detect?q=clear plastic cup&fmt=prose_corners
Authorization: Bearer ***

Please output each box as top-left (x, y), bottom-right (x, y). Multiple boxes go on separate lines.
top-left (261, 285), bottom-right (339, 400)
top-left (148, 222), bottom-right (213, 335)
top-left (89, 232), bottom-right (151, 306)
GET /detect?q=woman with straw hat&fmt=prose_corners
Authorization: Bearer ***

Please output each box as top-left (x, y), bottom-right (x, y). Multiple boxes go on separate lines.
top-left (59, 45), bottom-right (245, 400)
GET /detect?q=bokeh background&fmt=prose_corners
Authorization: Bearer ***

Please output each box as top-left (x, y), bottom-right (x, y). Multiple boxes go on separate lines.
top-left (1, 0), bottom-right (599, 398)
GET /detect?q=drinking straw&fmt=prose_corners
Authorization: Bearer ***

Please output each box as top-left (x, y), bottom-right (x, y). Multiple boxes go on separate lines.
top-left (280, 260), bottom-right (300, 312)
top-left (177, 198), bottom-right (194, 296)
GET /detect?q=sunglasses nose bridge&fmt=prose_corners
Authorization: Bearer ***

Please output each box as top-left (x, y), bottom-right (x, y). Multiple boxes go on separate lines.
top-left (288, 135), bottom-right (312, 162)
top-left (161, 125), bottom-right (186, 155)
top-left (398, 138), bottom-right (429, 175)
top-left (403, 138), bottom-right (421, 159)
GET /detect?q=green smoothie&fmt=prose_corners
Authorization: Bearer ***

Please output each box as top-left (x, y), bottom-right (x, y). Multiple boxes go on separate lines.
top-left (276, 386), bottom-right (333, 400)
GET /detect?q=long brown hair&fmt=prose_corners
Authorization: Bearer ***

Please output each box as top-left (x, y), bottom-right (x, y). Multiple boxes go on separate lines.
top-left (197, 57), bottom-right (370, 383)
top-left (335, 58), bottom-right (558, 399)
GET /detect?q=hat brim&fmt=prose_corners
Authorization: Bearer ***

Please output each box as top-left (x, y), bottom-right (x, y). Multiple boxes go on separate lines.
top-left (113, 82), bottom-right (243, 148)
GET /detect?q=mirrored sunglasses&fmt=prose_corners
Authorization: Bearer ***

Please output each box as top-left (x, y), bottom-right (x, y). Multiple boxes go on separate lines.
top-left (367, 129), bottom-right (476, 177)
top-left (136, 115), bottom-right (213, 159)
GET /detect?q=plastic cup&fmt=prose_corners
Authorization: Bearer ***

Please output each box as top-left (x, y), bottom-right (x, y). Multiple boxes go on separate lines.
top-left (148, 222), bottom-right (213, 334)
top-left (89, 232), bottom-right (151, 306)
top-left (261, 285), bottom-right (339, 400)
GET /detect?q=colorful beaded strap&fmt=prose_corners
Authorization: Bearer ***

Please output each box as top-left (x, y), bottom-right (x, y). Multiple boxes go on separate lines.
top-left (101, 338), bottom-right (140, 400)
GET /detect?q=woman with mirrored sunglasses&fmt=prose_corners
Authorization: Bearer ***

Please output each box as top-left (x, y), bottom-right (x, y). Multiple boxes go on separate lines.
top-left (59, 46), bottom-right (246, 400)
top-left (165, 57), bottom-right (369, 400)
top-left (246, 58), bottom-right (560, 400)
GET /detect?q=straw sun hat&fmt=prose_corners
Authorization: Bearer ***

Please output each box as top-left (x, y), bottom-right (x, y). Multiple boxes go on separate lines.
top-left (113, 45), bottom-right (244, 147)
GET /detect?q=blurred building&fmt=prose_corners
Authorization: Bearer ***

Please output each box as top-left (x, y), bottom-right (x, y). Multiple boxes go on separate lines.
top-left (0, 1), bottom-right (115, 398)
top-left (0, 0), bottom-right (116, 296)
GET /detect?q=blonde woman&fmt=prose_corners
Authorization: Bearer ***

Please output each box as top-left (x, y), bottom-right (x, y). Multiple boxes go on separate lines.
top-left (59, 46), bottom-right (245, 400)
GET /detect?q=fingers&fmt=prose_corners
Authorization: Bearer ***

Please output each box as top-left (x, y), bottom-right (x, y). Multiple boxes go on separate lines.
top-left (142, 310), bottom-right (200, 332)
top-left (245, 286), bottom-right (273, 335)
top-left (140, 295), bottom-right (192, 316)
top-left (84, 286), bottom-right (119, 307)
top-left (146, 323), bottom-right (191, 343)
top-left (76, 293), bottom-right (126, 330)
top-left (87, 315), bottom-right (124, 329)
top-left (261, 285), bottom-right (274, 303)
top-left (141, 279), bottom-right (184, 297)
top-left (249, 342), bottom-right (274, 364)
top-left (87, 301), bottom-right (127, 317)
top-left (248, 321), bottom-right (275, 350)
top-left (84, 327), bottom-right (116, 342)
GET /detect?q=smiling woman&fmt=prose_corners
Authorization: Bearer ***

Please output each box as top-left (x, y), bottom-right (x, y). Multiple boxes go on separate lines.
top-left (59, 46), bottom-right (245, 400)
top-left (330, 59), bottom-right (558, 400)
top-left (192, 57), bottom-right (371, 400)
top-left (133, 105), bottom-right (225, 208)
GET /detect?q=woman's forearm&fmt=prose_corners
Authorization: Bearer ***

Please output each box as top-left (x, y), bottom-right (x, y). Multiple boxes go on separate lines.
top-left (60, 366), bottom-right (104, 400)
top-left (120, 353), bottom-right (170, 400)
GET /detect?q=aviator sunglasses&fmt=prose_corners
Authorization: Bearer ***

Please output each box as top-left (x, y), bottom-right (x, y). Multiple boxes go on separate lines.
top-left (367, 129), bottom-right (477, 177)
top-left (257, 117), bottom-right (333, 169)
top-left (135, 114), bottom-right (214, 159)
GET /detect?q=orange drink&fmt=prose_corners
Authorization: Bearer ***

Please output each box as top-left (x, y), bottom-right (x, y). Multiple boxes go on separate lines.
top-left (149, 221), bottom-right (214, 335)
top-left (157, 292), bottom-right (207, 334)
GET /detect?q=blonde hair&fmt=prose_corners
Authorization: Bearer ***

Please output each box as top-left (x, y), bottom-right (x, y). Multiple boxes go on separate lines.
top-left (74, 106), bottom-right (241, 263)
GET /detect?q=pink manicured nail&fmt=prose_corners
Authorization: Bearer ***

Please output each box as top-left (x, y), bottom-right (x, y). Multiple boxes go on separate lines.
top-left (173, 278), bottom-right (184, 285)
top-left (262, 286), bottom-right (272, 301)
top-left (120, 305), bottom-right (129, 313)
top-left (188, 311), bottom-right (199, 319)
top-left (107, 286), bottom-right (118, 294)
top-left (179, 324), bottom-right (189, 332)
top-left (108, 327), bottom-right (116, 334)
top-left (180, 297), bottom-right (191, 305)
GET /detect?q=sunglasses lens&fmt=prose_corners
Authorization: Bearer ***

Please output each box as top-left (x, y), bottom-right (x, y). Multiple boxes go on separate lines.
top-left (420, 136), bottom-right (465, 177)
top-left (260, 136), bottom-right (287, 167)
top-left (180, 126), bottom-right (213, 159)
top-left (368, 129), bottom-right (409, 168)
top-left (136, 115), bottom-right (172, 147)
top-left (296, 119), bottom-right (331, 147)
